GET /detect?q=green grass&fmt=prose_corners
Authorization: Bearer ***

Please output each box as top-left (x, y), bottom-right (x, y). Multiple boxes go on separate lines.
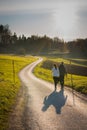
top-left (0, 54), bottom-right (37, 130)
top-left (34, 58), bottom-right (87, 95)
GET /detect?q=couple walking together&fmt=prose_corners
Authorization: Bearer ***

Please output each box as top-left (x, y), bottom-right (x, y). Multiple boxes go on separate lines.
top-left (52, 62), bottom-right (67, 91)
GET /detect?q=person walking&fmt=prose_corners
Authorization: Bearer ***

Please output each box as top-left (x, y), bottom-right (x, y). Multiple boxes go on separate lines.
top-left (52, 64), bottom-right (60, 91)
top-left (59, 62), bottom-right (67, 90)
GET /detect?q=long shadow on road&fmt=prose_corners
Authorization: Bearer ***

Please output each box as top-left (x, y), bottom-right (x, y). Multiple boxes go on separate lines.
top-left (42, 89), bottom-right (67, 114)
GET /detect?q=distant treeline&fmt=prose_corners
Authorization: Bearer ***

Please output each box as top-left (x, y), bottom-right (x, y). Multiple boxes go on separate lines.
top-left (0, 24), bottom-right (87, 58)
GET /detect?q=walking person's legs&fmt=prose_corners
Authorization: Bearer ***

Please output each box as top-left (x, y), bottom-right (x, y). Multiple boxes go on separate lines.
top-left (53, 77), bottom-right (58, 91)
top-left (60, 75), bottom-right (64, 90)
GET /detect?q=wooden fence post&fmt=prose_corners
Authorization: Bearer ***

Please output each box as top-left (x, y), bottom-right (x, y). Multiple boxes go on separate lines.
top-left (70, 60), bottom-right (75, 105)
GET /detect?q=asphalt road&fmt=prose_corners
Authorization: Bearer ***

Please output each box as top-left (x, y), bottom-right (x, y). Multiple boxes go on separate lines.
top-left (8, 58), bottom-right (87, 130)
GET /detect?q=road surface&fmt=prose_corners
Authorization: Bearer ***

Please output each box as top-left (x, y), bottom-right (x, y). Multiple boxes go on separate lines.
top-left (8, 58), bottom-right (87, 130)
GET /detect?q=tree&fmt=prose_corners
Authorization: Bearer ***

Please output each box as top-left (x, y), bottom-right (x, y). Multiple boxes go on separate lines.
top-left (0, 24), bottom-right (11, 45)
top-left (11, 32), bottom-right (18, 44)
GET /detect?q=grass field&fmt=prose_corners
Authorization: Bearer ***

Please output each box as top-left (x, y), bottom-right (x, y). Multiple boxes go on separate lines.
top-left (0, 54), bottom-right (37, 130)
top-left (34, 57), bottom-right (87, 94)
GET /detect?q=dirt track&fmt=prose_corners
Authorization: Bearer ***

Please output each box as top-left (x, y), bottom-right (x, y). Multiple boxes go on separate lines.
top-left (8, 58), bottom-right (87, 130)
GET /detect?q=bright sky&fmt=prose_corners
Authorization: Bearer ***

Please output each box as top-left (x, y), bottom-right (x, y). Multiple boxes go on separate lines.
top-left (0, 0), bottom-right (87, 41)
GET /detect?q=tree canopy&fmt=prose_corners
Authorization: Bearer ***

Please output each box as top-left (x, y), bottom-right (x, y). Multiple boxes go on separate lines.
top-left (0, 24), bottom-right (87, 58)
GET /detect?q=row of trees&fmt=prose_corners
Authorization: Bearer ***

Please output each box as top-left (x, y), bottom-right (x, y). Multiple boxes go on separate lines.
top-left (0, 24), bottom-right (87, 57)
top-left (0, 24), bottom-right (66, 53)
top-left (0, 24), bottom-right (11, 45)
top-left (0, 24), bottom-right (25, 45)
top-left (67, 39), bottom-right (87, 57)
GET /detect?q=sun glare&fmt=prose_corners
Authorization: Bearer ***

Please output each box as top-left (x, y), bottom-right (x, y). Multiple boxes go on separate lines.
top-left (53, 3), bottom-right (77, 41)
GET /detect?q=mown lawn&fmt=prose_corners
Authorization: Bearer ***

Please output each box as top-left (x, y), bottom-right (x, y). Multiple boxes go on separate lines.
top-left (0, 54), bottom-right (37, 130)
top-left (34, 58), bottom-right (87, 95)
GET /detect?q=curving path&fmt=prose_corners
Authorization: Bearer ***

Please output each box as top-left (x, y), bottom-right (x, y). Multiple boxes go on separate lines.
top-left (8, 58), bottom-right (87, 130)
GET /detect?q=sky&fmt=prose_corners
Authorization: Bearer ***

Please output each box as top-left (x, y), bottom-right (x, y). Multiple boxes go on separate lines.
top-left (0, 0), bottom-right (87, 41)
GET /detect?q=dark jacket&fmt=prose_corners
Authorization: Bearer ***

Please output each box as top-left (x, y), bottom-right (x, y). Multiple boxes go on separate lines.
top-left (59, 64), bottom-right (67, 76)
